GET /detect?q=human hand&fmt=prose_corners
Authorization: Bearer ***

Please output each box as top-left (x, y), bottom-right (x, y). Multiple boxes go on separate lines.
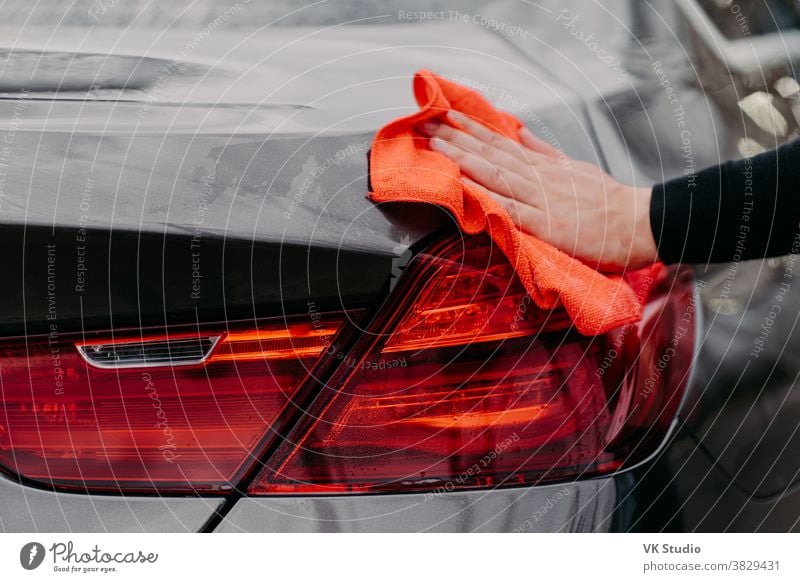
top-left (420, 111), bottom-right (659, 272)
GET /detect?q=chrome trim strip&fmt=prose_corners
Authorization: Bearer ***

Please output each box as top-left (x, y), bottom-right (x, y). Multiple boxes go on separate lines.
top-left (77, 334), bottom-right (222, 370)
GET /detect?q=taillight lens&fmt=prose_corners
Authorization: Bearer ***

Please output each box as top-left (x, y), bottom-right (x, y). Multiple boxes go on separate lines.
top-left (0, 315), bottom-right (345, 493)
top-left (0, 235), bottom-right (692, 497)
top-left (250, 236), bottom-right (691, 494)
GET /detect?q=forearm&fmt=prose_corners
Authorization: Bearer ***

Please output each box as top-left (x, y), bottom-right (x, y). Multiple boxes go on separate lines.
top-left (650, 139), bottom-right (800, 264)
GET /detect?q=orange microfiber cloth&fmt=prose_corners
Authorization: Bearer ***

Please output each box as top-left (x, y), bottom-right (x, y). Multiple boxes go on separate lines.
top-left (368, 69), bottom-right (655, 336)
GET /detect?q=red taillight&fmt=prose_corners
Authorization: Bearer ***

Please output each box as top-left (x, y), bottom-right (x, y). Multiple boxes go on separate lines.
top-left (0, 236), bottom-right (692, 496)
top-left (249, 237), bottom-right (691, 494)
top-left (0, 316), bottom-right (345, 493)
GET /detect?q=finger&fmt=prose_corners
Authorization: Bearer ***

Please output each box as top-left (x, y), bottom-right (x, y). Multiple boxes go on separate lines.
top-left (430, 137), bottom-right (531, 200)
top-left (422, 119), bottom-right (532, 177)
top-left (460, 175), bottom-right (533, 216)
top-left (518, 126), bottom-right (561, 158)
top-left (461, 175), bottom-right (497, 199)
top-left (479, 186), bottom-right (546, 237)
top-left (447, 110), bottom-right (547, 167)
top-left (461, 176), bottom-right (543, 234)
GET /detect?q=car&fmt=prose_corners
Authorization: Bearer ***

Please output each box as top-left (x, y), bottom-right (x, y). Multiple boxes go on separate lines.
top-left (0, 0), bottom-right (799, 532)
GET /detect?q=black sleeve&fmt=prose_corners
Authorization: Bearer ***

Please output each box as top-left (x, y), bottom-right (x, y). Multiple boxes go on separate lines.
top-left (650, 139), bottom-right (800, 265)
